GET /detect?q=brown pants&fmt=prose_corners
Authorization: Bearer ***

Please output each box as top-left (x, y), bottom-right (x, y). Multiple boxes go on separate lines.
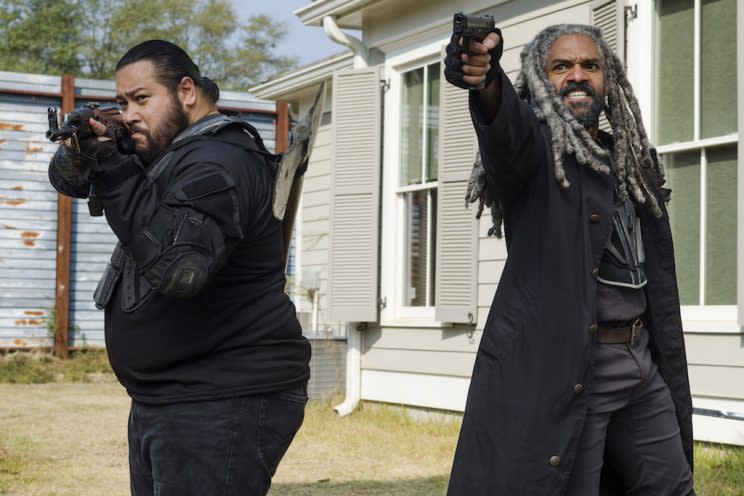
top-left (565, 330), bottom-right (694, 495)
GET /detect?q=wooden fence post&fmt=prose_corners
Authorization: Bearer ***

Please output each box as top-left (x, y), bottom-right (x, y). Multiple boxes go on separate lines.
top-left (54, 74), bottom-right (75, 358)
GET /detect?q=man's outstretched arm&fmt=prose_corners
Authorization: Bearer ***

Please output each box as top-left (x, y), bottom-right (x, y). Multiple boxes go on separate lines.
top-left (466, 33), bottom-right (503, 123)
top-left (445, 30), bottom-right (545, 206)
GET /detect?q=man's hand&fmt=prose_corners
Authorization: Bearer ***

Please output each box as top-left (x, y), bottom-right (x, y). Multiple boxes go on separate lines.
top-left (78, 118), bottom-right (117, 160)
top-left (444, 30), bottom-right (503, 90)
top-left (61, 118), bottom-right (119, 179)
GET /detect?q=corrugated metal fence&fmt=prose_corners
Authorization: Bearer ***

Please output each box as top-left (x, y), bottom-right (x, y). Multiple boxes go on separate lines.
top-left (0, 92), bottom-right (59, 348)
top-left (0, 70), bottom-right (288, 353)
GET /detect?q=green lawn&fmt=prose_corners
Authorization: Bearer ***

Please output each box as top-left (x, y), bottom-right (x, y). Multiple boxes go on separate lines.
top-left (0, 353), bottom-right (742, 495)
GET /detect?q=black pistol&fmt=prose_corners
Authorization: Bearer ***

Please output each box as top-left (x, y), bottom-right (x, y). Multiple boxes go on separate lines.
top-left (453, 12), bottom-right (495, 56)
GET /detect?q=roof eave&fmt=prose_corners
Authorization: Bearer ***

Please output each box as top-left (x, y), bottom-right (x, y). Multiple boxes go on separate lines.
top-left (250, 52), bottom-right (354, 101)
top-left (294, 0), bottom-right (382, 28)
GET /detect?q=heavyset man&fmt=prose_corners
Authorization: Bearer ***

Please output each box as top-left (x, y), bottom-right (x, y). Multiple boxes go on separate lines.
top-left (444, 25), bottom-right (695, 495)
top-left (48, 40), bottom-right (310, 496)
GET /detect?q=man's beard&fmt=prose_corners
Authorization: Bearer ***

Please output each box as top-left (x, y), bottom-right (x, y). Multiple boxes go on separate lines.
top-left (131, 100), bottom-right (189, 166)
top-left (560, 81), bottom-right (605, 129)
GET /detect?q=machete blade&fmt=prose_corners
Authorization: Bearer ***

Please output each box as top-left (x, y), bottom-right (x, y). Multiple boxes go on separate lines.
top-left (272, 80), bottom-right (327, 220)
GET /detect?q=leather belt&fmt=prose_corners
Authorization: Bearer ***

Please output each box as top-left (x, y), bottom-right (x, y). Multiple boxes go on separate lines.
top-left (596, 317), bottom-right (644, 345)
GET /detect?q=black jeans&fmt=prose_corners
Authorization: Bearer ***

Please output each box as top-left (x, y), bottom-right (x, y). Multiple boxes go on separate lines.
top-left (128, 384), bottom-right (308, 496)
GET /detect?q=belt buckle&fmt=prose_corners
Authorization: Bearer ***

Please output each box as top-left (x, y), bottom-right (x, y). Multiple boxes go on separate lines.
top-left (630, 318), bottom-right (642, 346)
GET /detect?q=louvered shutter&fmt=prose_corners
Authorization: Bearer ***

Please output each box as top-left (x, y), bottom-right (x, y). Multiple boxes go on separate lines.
top-left (592, 0), bottom-right (625, 59)
top-left (328, 67), bottom-right (381, 323)
top-left (593, 0), bottom-right (626, 132)
top-left (434, 69), bottom-right (478, 324)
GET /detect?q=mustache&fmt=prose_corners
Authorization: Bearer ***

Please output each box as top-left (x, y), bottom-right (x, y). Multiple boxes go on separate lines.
top-left (560, 81), bottom-right (596, 98)
top-left (128, 125), bottom-right (148, 135)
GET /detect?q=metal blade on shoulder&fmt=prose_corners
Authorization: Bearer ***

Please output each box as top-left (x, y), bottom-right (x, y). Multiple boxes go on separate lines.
top-left (272, 80), bottom-right (327, 220)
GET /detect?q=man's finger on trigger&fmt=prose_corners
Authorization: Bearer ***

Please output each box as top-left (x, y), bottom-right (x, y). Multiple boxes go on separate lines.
top-left (468, 39), bottom-right (489, 54)
top-left (88, 118), bottom-right (107, 135)
top-left (483, 33), bottom-right (500, 49)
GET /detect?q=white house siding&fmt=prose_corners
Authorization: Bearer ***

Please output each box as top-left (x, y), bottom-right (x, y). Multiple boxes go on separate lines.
top-left (685, 327), bottom-right (744, 444)
top-left (294, 79), bottom-right (348, 335)
top-left (361, 325), bottom-right (476, 411)
top-left (299, 120), bottom-right (336, 332)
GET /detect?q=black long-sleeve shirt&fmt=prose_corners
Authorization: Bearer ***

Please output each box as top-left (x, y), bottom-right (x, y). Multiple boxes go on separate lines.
top-left (49, 121), bottom-right (310, 404)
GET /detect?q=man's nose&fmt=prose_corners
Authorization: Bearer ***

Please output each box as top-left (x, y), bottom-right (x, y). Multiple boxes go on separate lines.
top-left (567, 64), bottom-right (588, 82)
top-left (123, 108), bottom-right (139, 126)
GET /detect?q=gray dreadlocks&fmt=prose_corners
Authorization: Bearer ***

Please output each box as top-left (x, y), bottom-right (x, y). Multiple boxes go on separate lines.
top-left (467, 24), bottom-right (665, 238)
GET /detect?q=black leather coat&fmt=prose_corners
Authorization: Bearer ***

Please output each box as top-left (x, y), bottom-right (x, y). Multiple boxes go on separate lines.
top-left (446, 72), bottom-right (693, 496)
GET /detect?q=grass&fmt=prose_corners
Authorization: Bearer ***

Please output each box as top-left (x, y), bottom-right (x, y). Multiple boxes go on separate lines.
top-left (0, 383), bottom-right (130, 496)
top-left (0, 383), bottom-right (458, 496)
top-left (0, 446), bottom-right (24, 494)
top-left (695, 443), bottom-right (744, 495)
top-left (269, 402), bottom-right (460, 495)
top-left (0, 358), bottom-right (742, 495)
top-left (0, 350), bottom-right (113, 384)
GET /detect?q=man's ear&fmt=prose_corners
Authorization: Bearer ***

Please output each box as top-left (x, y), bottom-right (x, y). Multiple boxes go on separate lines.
top-left (177, 76), bottom-right (197, 109)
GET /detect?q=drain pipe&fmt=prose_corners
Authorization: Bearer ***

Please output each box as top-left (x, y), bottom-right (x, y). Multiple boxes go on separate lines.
top-left (322, 15), bottom-right (369, 68)
top-left (334, 323), bottom-right (362, 416)
top-left (323, 15), bottom-right (367, 416)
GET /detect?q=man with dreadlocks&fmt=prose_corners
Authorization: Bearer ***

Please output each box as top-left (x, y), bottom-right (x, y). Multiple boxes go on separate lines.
top-left (443, 24), bottom-right (695, 496)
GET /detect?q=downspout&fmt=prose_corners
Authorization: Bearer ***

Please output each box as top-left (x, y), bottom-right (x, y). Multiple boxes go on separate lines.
top-left (334, 324), bottom-right (362, 416)
top-left (323, 14), bottom-right (368, 416)
top-left (322, 15), bottom-right (369, 68)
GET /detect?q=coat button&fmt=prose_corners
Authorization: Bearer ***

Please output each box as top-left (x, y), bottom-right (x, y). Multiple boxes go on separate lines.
top-left (549, 455), bottom-right (561, 466)
top-left (574, 384), bottom-right (583, 394)
top-left (589, 323), bottom-right (598, 334)
top-left (592, 267), bottom-right (599, 277)
top-left (590, 213), bottom-right (600, 223)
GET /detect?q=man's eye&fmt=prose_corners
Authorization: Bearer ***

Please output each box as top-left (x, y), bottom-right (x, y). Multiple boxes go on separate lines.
top-left (136, 95), bottom-right (148, 102)
top-left (117, 101), bottom-right (127, 107)
top-left (554, 64), bottom-right (566, 70)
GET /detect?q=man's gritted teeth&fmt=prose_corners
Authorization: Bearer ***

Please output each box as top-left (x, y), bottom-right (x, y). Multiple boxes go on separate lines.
top-left (560, 81), bottom-right (597, 109)
top-left (566, 90), bottom-right (592, 104)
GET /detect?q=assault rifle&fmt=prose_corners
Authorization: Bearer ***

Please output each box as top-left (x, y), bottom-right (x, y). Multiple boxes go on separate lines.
top-left (46, 102), bottom-right (130, 217)
top-left (46, 102), bottom-right (128, 146)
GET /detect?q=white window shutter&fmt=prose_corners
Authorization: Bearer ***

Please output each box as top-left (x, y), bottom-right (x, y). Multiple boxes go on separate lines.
top-left (434, 67), bottom-right (478, 324)
top-left (328, 67), bottom-right (381, 323)
top-left (593, 0), bottom-right (626, 132)
top-left (593, 0), bottom-right (625, 59)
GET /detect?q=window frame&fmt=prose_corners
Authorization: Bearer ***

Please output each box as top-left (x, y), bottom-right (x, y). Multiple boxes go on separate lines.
top-left (398, 62), bottom-right (439, 309)
top-left (380, 43), bottom-right (448, 327)
top-left (626, 0), bottom-right (741, 328)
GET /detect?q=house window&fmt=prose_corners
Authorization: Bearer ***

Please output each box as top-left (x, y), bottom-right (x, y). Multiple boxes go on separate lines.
top-left (655, 0), bottom-right (738, 305)
top-left (399, 62), bottom-right (440, 307)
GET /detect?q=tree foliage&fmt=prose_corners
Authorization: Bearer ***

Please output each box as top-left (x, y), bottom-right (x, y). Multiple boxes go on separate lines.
top-left (0, 0), bottom-right (297, 90)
